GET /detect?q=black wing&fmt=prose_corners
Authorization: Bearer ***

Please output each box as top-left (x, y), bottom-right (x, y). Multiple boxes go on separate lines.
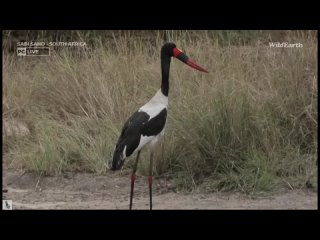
top-left (116, 108), bottom-right (167, 155)
top-left (118, 111), bottom-right (149, 143)
top-left (112, 108), bottom-right (167, 170)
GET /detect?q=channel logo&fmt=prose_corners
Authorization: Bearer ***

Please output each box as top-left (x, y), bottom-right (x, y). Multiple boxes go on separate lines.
top-left (17, 47), bottom-right (50, 56)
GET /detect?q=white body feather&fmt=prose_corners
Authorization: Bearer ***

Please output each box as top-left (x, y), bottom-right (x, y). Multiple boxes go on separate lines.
top-left (132, 89), bottom-right (168, 154)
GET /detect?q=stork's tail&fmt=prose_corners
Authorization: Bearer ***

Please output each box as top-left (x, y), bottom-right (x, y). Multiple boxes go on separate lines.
top-left (111, 143), bottom-right (126, 171)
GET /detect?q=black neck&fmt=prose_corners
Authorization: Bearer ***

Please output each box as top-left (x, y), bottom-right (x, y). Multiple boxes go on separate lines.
top-left (161, 54), bottom-right (171, 96)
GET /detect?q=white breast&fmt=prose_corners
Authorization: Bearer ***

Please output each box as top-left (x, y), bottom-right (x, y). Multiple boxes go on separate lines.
top-left (139, 89), bottom-right (168, 120)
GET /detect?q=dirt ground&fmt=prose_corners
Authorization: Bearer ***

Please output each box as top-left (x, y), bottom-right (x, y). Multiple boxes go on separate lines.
top-left (2, 169), bottom-right (317, 210)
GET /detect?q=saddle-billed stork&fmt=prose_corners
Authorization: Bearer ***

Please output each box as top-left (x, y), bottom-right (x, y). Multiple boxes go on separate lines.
top-left (111, 42), bottom-right (208, 210)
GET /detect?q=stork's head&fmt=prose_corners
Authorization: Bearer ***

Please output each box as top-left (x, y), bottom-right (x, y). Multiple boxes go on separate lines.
top-left (161, 42), bottom-right (209, 73)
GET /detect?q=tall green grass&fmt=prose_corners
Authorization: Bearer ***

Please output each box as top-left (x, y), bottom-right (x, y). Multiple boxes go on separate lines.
top-left (3, 30), bottom-right (317, 194)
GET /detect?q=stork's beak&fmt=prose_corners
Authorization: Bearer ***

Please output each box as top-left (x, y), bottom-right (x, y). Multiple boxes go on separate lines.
top-left (173, 47), bottom-right (209, 73)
